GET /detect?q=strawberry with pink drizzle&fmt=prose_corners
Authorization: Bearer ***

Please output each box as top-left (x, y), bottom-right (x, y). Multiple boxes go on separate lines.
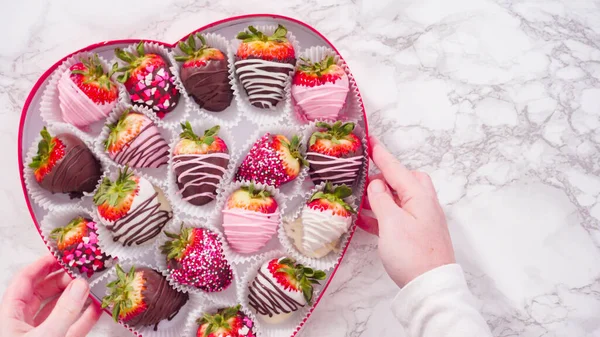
top-left (172, 122), bottom-right (229, 206)
top-left (291, 55), bottom-right (349, 121)
top-left (222, 185), bottom-right (279, 254)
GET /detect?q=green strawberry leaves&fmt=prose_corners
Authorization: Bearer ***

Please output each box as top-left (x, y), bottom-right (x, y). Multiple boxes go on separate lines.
top-left (175, 33), bottom-right (215, 63)
top-left (275, 257), bottom-right (327, 304)
top-left (161, 224), bottom-right (194, 261)
top-left (236, 24), bottom-right (289, 43)
top-left (309, 121), bottom-right (356, 146)
top-left (102, 264), bottom-right (140, 322)
top-left (309, 182), bottom-right (356, 214)
top-left (241, 183), bottom-right (272, 199)
top-left (298, 55), bottom-right (336, 77)
top-left (29, 127), bottom-right (56, 170)
top-left (197, 305), bottom-right (242, 336)
top-left (93, 166), bottom-right (138, 207)
top-left (280, 134), bottom-right (309, 167)
top-left (179, 121), bottom-right (221, 146)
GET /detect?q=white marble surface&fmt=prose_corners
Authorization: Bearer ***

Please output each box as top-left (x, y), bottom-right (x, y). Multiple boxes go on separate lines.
top-left (2, 0), bottom-right (600, 336)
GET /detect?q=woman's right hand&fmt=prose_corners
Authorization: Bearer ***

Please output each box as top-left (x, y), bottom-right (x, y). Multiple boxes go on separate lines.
top-left (357, 136), bottom-right (456, 287)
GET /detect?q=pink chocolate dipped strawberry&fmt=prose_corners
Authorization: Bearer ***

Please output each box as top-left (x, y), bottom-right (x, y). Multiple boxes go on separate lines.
top-left (236, 133), bottom-right (306, 188)
top-left (196, 305), bottom-right (256, 337)
top-left (161, 226), bottom-right (233, 292)
top-left (114, 42), bottom-right (181, 118)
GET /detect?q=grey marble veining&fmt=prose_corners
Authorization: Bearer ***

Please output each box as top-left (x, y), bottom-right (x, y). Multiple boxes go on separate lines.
top-left (2, 0), bottom-right (599, 336)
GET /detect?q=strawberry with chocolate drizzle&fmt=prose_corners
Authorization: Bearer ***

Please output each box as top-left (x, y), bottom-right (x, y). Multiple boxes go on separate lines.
top-left (196, 305), bottom-right (256, 337)
top-left (236, 133), bottom-right (307, 188)
top-left (29, 127), bottom-right (102, 198)
top-left (50, 216), bottom-right (113, 277)
top-left (306, 121), bottom-right (363, 187)
top-left (161, 225), bottom-right (233, 292)
top-left (176, 34), bottom-right (233, 112)
top-left (235, 25), bottom-right (296, 109)
top-left (248, 257), bottom-right (326, 324)
top-left (114, 42), bottom-right (181, 118)
top-left (102, 265), bottom-right (188, 330)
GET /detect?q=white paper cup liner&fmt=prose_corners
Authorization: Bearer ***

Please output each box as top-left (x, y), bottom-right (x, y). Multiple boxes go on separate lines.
top-left (171, 33), bottom-right (242, 129)
top-left (238, 251), bottom-right (324, 337)
top-left (39, 205), bottom-right (116, 286)
top-left (165, 119), bottom-right (238, 220)
top-left (111, 42), bottom-right (191, 128)
top-left (210, 181), bottom-right (287, 265)
top-left (95, 103), bottom-right (173, 188)
top-left (97, 260), bottom-right (200, 337)
top-left (153, 217), bottom-right (239, 305)
top-left (231, 125), bottom-right (308, 199)
top-left (39, 51), bottom-right (125, 140)
top-left (93, 168), bottom-right (173, 261)
top-left (229, 25), bottom-right (301, 126)
top-left (24, 123), bottom-right (105, 211)
top-left (278, 183), bottom-right (358, 271)
top-left (288, 46), bottom-right (363, 126)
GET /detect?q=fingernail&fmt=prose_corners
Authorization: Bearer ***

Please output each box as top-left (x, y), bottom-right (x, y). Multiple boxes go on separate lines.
top-left (369, 179), bottom-right (386, 193)
top-left (69, 279), bottom-right (89, 302)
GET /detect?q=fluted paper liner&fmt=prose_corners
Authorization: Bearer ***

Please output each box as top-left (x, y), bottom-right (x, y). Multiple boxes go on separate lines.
top-left (288, 46), bottom-right (363, 126)
top-left (95, 103), bottom-right (173, 188)
top-left (111, 41), bottom-right (191, 128)
top-left (211, 181), bottom-right (287, 265)
top-left (24, 123), bottom-right (105, 211)
top-left (166, 119), bottom-right (238, 220)
top-left (171, 33), bottom-right (242, 128)
top-left (278, 182), bottom-right (358, 271)
top-left (154, 216), bottom-right (239, 304)
top-left (229, 25), bottom-right (301, 126)
top-left (238, 251), bottom-right (324, 337)
top-left (39, 51), bottom-right (126, 141)
top-left (39, 205), bottom-right (116, 286)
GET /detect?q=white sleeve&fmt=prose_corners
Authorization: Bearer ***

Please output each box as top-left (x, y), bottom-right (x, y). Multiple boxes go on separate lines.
top-left (391, 264), bottom-right (493, 337)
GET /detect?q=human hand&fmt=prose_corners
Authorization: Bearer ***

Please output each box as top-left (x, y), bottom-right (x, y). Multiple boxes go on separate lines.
top-left (358, 137), bottom-right (456, 288)
top-left (0, 254), bottom-right (103, 337)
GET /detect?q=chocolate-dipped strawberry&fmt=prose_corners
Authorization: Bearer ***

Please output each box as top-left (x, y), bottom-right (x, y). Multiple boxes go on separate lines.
top-left (235, 25), bottom-right (296, 109)
top-left (248, 257), bottom-right (326, 324)
top-left (236, 133), bottom-right (306, 188)
top-left (102, 265), bottom-right (188, 330)
top-left (114, 42), bottom-right (180, 118)
top-left (176, 34), bottom-right (233, 112)
top-left (57, 54), bottom-right (119, 128)
top-left (172, 122), bottom-right (229, 206)
top-left (51, 216), bottom-right (113, 277)
top-left (104, 109), bottom-right (169, 168)
top-left (196, 305), bottom-right (256, 337)
top-left (94, 167), bottom-right (172, 247)
top-left (161, 226), bottom-right (233, 292)
top-left (29, 127), bottom-right (102, 198)
top-left (307, 121), bottom-right (363, 186)
top-left (222, 185), bottom-right (280, 254)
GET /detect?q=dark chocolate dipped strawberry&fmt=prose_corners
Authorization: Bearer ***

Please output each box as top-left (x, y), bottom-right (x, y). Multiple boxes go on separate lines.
top-left (114, 42), bottom-right (181, 118)
top-left (102, 265), bottom-right (188, 330)
top-left (172, 122), bottom-right (229, 206)
top-left (29, 127), bottom-right (102, 198)
top-left (50, 216), bottom-right (113, 277)
top-left (161, 225), bottom-right (233, 292)
top-left (234, 25), bottom-right (296, 109)
top-left (306, 121), bottom-right (363, 186)
top-left (196, 305), bottom-right (256, 337)
top-left (176, 34), bottom-right (233, 112)
top-left (235, 133), bottom-right (307, 188)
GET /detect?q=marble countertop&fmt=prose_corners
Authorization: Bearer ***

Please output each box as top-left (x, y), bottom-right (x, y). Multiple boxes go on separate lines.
top-left (2, 0), bottom-right (600, 336)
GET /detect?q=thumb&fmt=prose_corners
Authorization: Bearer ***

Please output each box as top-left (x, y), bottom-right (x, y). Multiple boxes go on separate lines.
top-left (37, 278), bottom-right (89, 337)
top-left (367, 179), bottom-right (410, 227)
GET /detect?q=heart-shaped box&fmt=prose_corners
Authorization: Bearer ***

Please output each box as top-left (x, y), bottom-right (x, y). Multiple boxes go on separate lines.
top-left (18, 14), bottom-right (370, 337)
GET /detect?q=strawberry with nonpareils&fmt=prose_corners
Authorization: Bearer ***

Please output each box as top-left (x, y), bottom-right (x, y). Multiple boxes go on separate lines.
top-left (236, 133), bottom-right (307, 188)
top-left (306, 121), bottom-right (363, 186)
top-left (102, 265), bottom-right (188, 329)
top-left (176, 34), bottom-right (233, 112)
top-left (114, 42), bottom-right (180, 118)
top-left (235, 25), bottom-right (296, 109)
top-left (94, 167), bottom-right (172, 247)
top-left (300, 182), bottom-right (355, 256)
top-left (248, 257), bottom-right (326, 324)
top-left (161, 225), bottom-right (233, 292)
top-left (196, 305), bottom-right (256, 337)
top-left (57, 54), bottom-right (119, 128)
top-left (292, 55), bottom-right (349, 121)
top-left (50, 216), bottom-right (113, 277)
top-left (172, 122), bottom-right (229, 206)
top-left (29, 127), bottom-right (102, 198)
top-left (104, 109), bottom-right (169, 168)
top-left (222, 184), bottom-right (280, 254)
